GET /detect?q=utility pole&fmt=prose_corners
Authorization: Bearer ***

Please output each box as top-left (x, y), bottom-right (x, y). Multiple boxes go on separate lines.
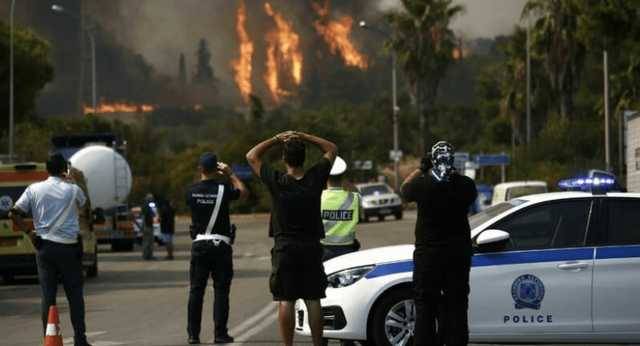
top-left (604, 49), bottom-right (611, 171)
top-left (526, 15), bottom-right (532, 145)
top-left (392, 52), bottom-right (400, 191)
top-left (9, 0), bottom-right (16, 162)
top-left (359, 20), bottom-right (402, 191)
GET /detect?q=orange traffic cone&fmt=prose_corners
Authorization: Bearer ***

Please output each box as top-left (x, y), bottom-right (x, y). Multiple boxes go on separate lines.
top-left (43, 305), bottom-right (63, 346)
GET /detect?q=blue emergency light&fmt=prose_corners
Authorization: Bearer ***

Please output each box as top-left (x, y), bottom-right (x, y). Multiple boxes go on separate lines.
top-left (557, 170), bottom-right (621, 193)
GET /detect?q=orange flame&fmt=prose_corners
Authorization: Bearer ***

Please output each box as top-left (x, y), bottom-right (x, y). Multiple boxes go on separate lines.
top-left (313, 0), bottom-right (368, 70)
top-left (263, 2), bottom-right (303, 103)
top-left (232, 0), bottom-right (254, 103)
top-left (84, 102), bottom-right (154, 115)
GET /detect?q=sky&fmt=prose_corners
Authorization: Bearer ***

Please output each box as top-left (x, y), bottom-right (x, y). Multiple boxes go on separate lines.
top-left (376, 0), bottom-right (527, 39)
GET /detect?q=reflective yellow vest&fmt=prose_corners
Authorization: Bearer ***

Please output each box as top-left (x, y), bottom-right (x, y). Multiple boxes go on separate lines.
top-left (320, 188), bottom-right (360, 246)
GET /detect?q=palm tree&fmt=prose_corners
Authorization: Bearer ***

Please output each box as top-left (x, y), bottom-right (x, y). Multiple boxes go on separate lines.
top-left (385, 0), bottom-right (464, 154)
top-left (499, 27), bottom-right (528, 149)
top-left (523, 0), bottom-right (586, 120)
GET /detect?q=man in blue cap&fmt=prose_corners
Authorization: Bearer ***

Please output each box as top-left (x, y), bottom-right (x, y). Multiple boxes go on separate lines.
top-left (186, 152), bottom-right (248, 344)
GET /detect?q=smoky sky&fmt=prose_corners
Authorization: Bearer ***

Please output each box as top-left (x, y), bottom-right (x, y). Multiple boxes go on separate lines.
top-left (87, 0), bottom-right (526, 84)
top-left (377, 0), bottom-right (527, 39)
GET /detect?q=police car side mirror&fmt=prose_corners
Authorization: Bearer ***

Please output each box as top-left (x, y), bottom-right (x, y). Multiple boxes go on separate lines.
top-left (476, 229), bottom-right (510, 246)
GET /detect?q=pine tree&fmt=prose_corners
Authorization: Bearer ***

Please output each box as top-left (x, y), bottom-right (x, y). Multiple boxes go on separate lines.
top-left (179, 53), bottom-right (187, 85)
top-left (193, 39), bottom-right (215, 85)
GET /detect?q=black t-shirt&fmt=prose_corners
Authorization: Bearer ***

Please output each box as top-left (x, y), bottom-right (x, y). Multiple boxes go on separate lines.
top-left (402, 170), bottom-right (477, 248)
top-left (260, 158), bottom-right (332, 241)
top-left (186, 179), bottom-right (240, 237)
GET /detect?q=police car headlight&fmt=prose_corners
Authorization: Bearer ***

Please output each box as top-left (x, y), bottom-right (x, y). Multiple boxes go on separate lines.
top-left (327, 265), bottom-right (375, 288)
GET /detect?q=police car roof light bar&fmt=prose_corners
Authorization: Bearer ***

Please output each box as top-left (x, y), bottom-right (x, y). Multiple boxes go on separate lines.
top-left (557, 177), bottom-right (616, 194)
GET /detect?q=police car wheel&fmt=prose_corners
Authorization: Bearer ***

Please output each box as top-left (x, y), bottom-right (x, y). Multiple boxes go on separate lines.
top-left (394, 211), bottom-right (403, 220)
top-left (370, 287), bottom-right (415, 346)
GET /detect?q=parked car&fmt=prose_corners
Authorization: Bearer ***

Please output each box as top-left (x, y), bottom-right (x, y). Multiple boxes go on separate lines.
top-left (491, 181), bottom-right (548, 205)
top-left (355, 183), bottom-right (403, 222)
top-left (296, 184), bottom-right (640, 344)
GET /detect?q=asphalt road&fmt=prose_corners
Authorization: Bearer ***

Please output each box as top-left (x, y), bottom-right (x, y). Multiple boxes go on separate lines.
top-left (0, 211), bottom-right (621, 346)
top-left (0, 211), bottom-right (416, 346)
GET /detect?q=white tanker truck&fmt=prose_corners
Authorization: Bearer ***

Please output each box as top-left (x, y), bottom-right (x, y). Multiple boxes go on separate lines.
top-left (53, 134), bottom-right (136, 251)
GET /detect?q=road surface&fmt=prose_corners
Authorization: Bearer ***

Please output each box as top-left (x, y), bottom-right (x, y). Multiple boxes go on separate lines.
top-left (0, 211), bottom-right (617, 345)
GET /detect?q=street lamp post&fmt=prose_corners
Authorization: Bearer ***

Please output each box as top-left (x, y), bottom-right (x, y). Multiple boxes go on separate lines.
top-left (359, 20), bottom-right (402, 191)
top-left (51, 4), bottom-right (97, 114)
top-left (604, 49), bottom-right (611, 172)
top-left (9, 0), bottom-right (16, 162)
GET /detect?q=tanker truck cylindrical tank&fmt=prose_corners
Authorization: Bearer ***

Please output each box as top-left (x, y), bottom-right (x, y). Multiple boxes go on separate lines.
top-left (69, 145), bottom-right (132, 210)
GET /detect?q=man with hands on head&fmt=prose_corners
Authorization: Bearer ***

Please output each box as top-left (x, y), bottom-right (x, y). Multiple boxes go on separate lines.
top-left (186, 153), bottom-right (248, 345)
top-left (246, 131), bottom-right (337, 346)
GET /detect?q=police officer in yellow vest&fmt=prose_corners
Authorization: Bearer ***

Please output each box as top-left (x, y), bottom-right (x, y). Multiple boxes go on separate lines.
top-left (321, 157), bottom-right (361, 261)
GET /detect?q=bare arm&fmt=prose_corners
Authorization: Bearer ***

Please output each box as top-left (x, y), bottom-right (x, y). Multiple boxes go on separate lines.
top-left (246, 136), bottom-right (280, 177)
top-left (401, 168), bottom-right (422, 201)
top-left (296, 132), bottom-right (338, 163)
top-left (8, 208), bottom-right (29, 233)
top-left (218, 162), bottom-right (249, 201)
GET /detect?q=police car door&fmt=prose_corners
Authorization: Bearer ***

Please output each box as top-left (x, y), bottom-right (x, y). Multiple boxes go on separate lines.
top-left (469, 199), bottom-right (594, 339)
top-left (590, 197), bottom-right (640, 336)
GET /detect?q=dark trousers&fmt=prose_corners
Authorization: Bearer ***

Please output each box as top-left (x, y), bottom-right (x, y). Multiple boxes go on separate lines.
top-left (413, 245), bottom-right (471, 346)
top-left (37, 240), bottom-right (87, 346)
top-left (322, 244), bottom-right (356, 261)
top-left (187, 240), bottom-right (234, 338)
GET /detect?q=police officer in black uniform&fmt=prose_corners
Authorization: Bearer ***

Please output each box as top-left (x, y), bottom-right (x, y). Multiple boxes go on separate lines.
top-left (186, 153), bottom-right (248, 344)
top-left (401, 141), bottom-right (477, 346)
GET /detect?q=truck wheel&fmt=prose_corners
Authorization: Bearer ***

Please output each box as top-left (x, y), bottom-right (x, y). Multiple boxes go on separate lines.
top-left (377, 215), bottom-right (385, 222)
top-left (394, 211), bottom-right (403, 220)
top-left (86, 246), bottom-right (98, 278)
top-left (111, 239), bottom-right (134, 252)
top-left (2, 274), bottom-right (15, 284)
top-left (121, 240), bottom-right (134, 251)
top-left (370, 287), bottom-right (415, 346)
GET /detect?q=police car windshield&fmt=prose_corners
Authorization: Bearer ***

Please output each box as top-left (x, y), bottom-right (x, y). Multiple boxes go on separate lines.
top-left (359, 184), bottom-right (391, 196)
top-left (0, 186), bottom-right (28, 219)
top-left (468, 200), bottom-right (524, 230)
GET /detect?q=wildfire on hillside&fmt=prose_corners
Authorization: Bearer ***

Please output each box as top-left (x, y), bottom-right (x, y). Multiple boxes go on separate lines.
top-left (84, 102), bottom-right (154, 115)
top-left (312, 0), bottom-right (368, 70)
top-left (229, 0), bottom-right (369, 105)
top-left (232, 0), bottom-right (254, 103)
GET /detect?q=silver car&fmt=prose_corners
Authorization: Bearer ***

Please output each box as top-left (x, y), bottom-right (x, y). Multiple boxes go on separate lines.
top-left (355, 183), bottom-right (403, 222)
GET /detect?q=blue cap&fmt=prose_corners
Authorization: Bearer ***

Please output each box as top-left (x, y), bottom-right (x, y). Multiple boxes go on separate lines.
top-left (199, 152), bottom-right (217, 171)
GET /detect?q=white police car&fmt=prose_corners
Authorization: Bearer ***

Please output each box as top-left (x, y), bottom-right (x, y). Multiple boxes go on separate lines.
top-left (295, 188), bottom-right (640, 344)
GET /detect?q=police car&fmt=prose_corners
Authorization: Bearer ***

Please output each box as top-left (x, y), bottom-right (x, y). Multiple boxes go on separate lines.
top-left (295, 180), bottom-right (640, 344)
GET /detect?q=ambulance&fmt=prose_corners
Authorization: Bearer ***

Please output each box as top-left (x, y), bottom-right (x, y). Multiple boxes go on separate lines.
top-left (0, 163), bottom-right (98, 282)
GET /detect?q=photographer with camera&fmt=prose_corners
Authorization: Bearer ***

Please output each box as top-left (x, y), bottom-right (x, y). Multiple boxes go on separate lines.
top-left (185, 153), bottom-right (248, 344)
top-left (9, 153), bottom-right (92, 346)
top-left (401, 141), bottom-right (477, 346)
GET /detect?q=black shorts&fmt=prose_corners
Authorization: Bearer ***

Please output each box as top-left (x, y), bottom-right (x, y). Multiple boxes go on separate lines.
top-left (270, 240), bottom-right (327, 301)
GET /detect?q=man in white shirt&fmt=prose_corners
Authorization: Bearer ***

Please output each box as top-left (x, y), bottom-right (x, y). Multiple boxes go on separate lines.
top-left (10, 153), bottom-right (92, 346)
